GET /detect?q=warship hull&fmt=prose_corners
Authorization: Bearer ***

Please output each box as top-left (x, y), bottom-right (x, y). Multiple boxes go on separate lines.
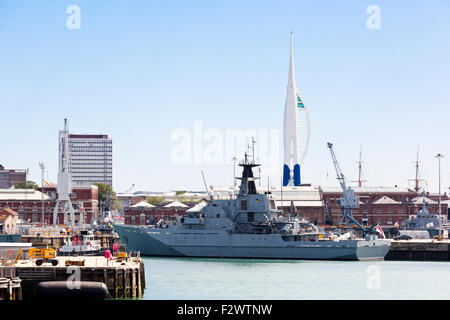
top-left (114, 224), bottom-right (391, 261)
top-left (0, 234), bottom-right (21, 242)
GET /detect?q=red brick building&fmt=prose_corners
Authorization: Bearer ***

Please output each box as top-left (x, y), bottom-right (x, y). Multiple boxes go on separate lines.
top-left (321, 187), bottom-right (449, 228)
top-left (124, 201), bottom-right (192, 225)
top-left (39, 185), bottom-right (99, 224)
top-left (0, 185), bottom-right (98, 225)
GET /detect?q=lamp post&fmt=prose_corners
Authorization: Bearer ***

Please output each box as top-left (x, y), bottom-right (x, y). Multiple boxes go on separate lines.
top-left (435, 154), bottom-right (444, 237)
top-left (39, 162), bottom-right (45, 226)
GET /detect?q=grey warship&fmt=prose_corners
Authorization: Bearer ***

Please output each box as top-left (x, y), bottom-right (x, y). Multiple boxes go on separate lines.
top-left (114, 154), bottom-right (391, 261)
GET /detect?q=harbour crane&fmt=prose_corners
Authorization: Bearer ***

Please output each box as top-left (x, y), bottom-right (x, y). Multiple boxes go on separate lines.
top-left (124, 184), bottom-right (135, 194)
top-left (327, 142), bottom-right (375, 237)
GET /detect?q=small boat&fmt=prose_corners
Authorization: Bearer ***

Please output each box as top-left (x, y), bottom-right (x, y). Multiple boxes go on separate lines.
top-left (59, 231), bottom-right (102, 255)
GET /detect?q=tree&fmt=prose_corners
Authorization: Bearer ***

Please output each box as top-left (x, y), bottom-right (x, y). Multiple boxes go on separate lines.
top-left (112, 198), bottom-right (123, 211)
top-left (93, 183), bottom-right (116, 209)
top-left (14, 181), bottom-right (39, 190)
top-left (146, 196), bottom-right (166, 206)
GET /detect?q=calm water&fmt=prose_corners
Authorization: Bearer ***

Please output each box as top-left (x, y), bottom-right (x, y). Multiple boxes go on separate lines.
top-left (142, 257), bottom-right (450, 300)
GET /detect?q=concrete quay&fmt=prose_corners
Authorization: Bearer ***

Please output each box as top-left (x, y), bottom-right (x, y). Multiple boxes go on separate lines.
top-left (386, 239), bottom-right (450, 261)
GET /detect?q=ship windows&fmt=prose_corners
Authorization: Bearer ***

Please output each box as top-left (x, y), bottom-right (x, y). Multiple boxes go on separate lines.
top-left (248, 212), bottom-right (254, 223)
top-left (240, 200), bottom-right (248, 210)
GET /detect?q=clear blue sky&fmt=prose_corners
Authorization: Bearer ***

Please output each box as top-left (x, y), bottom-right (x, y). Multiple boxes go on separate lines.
top-left (1, 1), bottom-right (449, 193)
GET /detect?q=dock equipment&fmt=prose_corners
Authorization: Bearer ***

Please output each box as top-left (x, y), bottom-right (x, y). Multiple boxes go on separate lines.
top-left (327, 142), bottom-right (377, 236)
top-left (28, 248), bottom-right (58, 266)
top-left (117, 252), bottom-right (127, 262)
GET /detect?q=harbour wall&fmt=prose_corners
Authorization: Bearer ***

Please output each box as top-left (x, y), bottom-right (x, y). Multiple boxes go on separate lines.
top-left (386, 240), bottom-right (450, 261)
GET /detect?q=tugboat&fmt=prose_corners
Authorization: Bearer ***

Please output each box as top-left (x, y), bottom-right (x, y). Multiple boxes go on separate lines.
top-left (114, 150), bottom-right (391, 261)
top-left (59, 231), bottom-right (102, 255)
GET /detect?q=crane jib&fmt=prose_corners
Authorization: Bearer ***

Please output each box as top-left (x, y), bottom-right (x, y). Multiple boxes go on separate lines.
top-left (327, 142), bottom-right (369, 236)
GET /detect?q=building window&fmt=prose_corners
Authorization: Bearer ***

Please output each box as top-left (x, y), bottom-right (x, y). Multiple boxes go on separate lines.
top-left (140, 213), bottom-right (146, 225)
top-left (398, 208), bottom-right (404, 214)
top-left (131, 216), bottom-right (136, 224)
top-left (377, 209), bottom-right (382, 214)
top-left (387, 209), bottom-right (393, 214)
top-left (377, 218), bottom-right (382, 224)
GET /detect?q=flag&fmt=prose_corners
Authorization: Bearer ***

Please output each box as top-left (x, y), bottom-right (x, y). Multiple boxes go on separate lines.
top-left (44, 180), bottom-right (53, 186)
top-left (375, 224), bottom-right (385, 238)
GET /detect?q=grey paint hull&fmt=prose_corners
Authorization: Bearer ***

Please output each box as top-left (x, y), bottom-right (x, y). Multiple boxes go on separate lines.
top-left (0, 234), bottom-right (21, 242)
top-left (114, 225), bottom-right (391, 261)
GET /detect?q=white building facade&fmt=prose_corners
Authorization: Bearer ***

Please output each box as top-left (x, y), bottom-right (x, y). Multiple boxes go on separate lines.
top-left (66, 134), bottom-right (113, 186)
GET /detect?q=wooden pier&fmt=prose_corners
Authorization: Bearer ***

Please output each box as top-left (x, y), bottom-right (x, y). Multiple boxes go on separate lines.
top-left (2, 254), bottom-right (145, 300)
top-left (0, 267), bottom-right (22, 300)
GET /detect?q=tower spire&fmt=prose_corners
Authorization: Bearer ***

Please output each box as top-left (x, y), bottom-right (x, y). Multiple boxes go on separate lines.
top-left (283, 31), bottom-right (302, 186)
top-left (288, 31), bottom-right (296, 89)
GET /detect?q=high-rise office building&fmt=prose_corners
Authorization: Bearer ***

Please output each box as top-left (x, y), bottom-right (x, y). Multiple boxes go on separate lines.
top-left (0, 164), bottom-right (26, 189)
top-left (62, 133), bottom-right (113, 186)
top-left (68, 134), bottom-right (113, 186)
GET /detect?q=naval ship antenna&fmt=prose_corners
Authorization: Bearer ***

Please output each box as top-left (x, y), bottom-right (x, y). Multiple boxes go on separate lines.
top-left (201, 170), bottom-right (212, 199)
